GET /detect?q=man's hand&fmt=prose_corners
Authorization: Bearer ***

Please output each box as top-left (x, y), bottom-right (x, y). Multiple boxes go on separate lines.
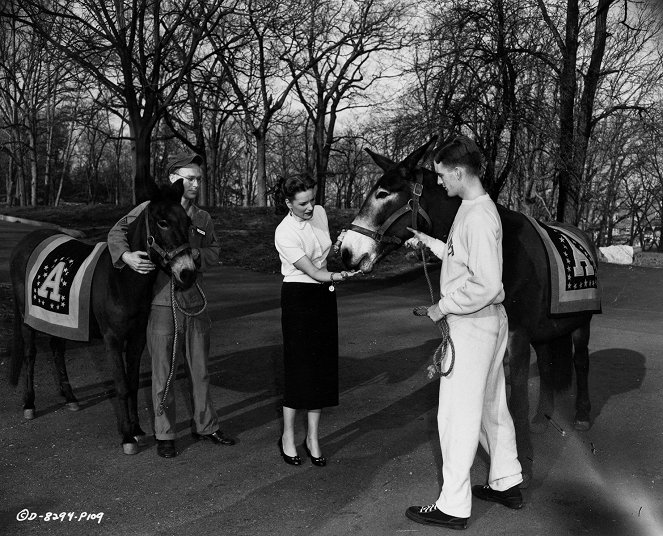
top-left (121, 251), bottom-right (156, 274)
top-left (405, 227), bottom-right (433, 250)
top-left (427, 303), bottom-right (445, 323)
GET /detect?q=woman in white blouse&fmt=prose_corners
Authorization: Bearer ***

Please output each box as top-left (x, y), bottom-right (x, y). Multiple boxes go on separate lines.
top-left (274, 175), bottom-right (359, 467)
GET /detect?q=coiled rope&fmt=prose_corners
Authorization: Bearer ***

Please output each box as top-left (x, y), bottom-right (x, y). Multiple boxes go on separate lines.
top-left (413, 245), bottom-right (455, 379)
top-left (157, 278), bottom-right (208, 416)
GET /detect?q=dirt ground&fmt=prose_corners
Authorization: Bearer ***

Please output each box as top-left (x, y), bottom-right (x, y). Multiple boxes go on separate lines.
top-left (2, 216), bottom-right (663, 536)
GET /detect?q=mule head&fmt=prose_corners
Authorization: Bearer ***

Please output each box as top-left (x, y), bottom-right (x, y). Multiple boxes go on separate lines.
top-left (341, 137), bottom-right (459, 273)
top-left (145, 179), bottom-right (197, 289)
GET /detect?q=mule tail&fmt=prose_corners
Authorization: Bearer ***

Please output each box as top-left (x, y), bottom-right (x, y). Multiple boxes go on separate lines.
top-left (537, 334), bottom-right (573, 391)
top-left (9, 292), bottom-right (24, 386)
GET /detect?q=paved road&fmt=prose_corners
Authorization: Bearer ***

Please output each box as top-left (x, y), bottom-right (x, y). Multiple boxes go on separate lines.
top-left (0, 218), bottom-right (662, 536)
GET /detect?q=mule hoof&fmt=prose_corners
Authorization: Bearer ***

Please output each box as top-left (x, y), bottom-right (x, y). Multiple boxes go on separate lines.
top-left (122, 442), bottom-right (139, 455)
top-left (23, 408), bottom-right (35, 420)
top-left (65, 402), bottom-right (80, 412)
top-left (574, 420), bottom-right (591, 431)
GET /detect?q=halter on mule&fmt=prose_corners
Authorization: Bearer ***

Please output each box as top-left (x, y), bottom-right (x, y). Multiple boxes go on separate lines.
top-left (348, 170), bottom-right (432, 245)
top-left (144, 209), bottom-right (191, 266)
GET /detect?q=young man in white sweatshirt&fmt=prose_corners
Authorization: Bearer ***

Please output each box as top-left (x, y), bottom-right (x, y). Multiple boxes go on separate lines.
top-left (405, 135), bottom-right (523, 530)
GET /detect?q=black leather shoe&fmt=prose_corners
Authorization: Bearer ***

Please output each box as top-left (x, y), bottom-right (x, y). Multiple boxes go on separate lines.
top-left (302, 441), bottom-right (326, 467)
top-left (192, 430), bottom-right (236, 446)
top-left (472, 484), bottom-right (523, 509)
top-left (278, 438), bottom-right (302, 466)
top-left (405, 504), bottom-right (468, 529)
top-left (156, 439), bottom-right (177, 458)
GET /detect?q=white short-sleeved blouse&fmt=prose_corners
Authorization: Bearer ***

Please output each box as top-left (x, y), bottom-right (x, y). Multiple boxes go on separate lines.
top-left (274, 205), bottom-right (332, 283)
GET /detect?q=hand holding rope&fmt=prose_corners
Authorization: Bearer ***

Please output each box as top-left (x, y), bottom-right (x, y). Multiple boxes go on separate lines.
top-left (413, 244), bottom-right (455, 379)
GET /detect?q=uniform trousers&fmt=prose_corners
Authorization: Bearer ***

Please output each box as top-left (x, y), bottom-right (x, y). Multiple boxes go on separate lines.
top-left (148, 305), bottom-right (218, 440)
top-left (435, 303), bottom-right (522, 518)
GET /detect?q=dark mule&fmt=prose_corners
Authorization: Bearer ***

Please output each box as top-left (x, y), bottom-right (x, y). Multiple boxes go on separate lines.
top-left (9, 180), bottom-right (197, 454)
top-left (340, 139), bottom-right (597, 480)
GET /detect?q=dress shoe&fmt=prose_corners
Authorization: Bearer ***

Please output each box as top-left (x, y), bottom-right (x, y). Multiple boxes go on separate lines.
top-left (156, 439), bottom-right (177, 458)
top-left (405, 504), bottom-right (468, 529)
top-left (192, 430), bottom-right (236, 446)
top-left (302, 441), bottom-right (326, 467)
top-left (472, 484), bottom-right (523, 509)
top-left (278, 438), bottom-right (302, 466)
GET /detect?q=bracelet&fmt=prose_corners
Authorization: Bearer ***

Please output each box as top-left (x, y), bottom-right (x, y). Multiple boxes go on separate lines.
top-left (330, 272), bottom-right (336, 283)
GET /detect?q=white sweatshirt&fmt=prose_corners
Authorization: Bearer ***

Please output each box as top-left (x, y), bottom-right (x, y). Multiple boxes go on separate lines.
top-left (434, 194), bottom-right (505, 316)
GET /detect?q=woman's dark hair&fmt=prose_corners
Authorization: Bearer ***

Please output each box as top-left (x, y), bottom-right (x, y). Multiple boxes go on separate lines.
top-left (434, 135), bottom-right (483, 176)
top-left (280, 174), bottom-right (317, 201)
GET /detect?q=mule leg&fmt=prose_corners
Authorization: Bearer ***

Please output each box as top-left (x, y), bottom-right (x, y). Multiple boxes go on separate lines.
top-left (506, 328), bottom-right (533, 486)
top-left (531, 342), bottom-right (554, 434)
top-left (49, 337), bottom-right (80, 412)
top-left (572, 323), bottom-right (591, 431)
top-left (125, 330), bottom-right (147, 442)
top-left (104, 333), bottom-right (138, 455)
top-left (23, 326), bottom-right (37, 420)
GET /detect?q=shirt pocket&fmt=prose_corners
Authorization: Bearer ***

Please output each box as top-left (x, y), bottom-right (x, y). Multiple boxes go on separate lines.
top-left (189, 225), bottom-right (206, 249)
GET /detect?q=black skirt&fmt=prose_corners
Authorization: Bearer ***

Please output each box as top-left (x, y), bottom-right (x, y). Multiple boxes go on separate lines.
top-left (281, 282), bottom-right (339, 409)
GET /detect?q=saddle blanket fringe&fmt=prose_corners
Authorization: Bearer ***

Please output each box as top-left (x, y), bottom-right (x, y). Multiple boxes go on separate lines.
top-left (24, 234), bottom-right (107, 341)
top-left (523, 215), bottom-right (602, 316)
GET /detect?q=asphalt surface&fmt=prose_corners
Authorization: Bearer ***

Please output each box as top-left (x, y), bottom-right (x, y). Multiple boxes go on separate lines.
top-left (0, 217), bottom-right (662, 536)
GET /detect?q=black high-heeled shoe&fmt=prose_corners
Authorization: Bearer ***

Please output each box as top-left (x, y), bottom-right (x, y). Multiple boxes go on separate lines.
top-left (302, 440), bottom-right (327, 467)
top-left (278, 438), bottom-right (302, 466)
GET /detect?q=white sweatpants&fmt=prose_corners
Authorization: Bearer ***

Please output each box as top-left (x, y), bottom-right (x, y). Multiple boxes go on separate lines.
top-left (435, 303), bottom-right (522, 518)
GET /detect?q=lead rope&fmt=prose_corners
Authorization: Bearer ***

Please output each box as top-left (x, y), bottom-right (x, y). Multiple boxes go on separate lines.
top-left (157, 278), bottom-right (208, 416)
top-left (413, 244), bottom-right (455, 380)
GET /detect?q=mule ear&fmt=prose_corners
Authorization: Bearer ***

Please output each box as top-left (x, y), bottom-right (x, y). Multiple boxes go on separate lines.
top-left (143, 179), bottom-right (159, 202)
top-left (401, 136), bottom-right (438, 170)
top-left (164, 178), bottom-right (184, 203)
top-left (169, 179), bottom-right (184, 203)
top-left (365, 148), bottom-right (397, 171)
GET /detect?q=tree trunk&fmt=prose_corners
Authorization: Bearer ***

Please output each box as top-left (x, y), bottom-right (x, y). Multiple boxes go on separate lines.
top-left (555, 0), bottom-right (580, 223)
top-left (254, 129), bottom-right (267, 207)
top-left (27, 129), bottom-right (38, 206)
top-left (6, 156), bottom-right (16, 205)
top-left (568, 0), bottom-right (611, 224)
top-left (313, 117), bottom-right (327, 205)
top-left (133, 131), bottom-right (154, 203)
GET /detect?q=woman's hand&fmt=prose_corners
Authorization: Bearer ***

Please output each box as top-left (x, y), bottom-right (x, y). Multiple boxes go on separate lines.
top-left (405, 227), bottom-right (433, 250)
top-left (340, 270), bottom-right (362, 279)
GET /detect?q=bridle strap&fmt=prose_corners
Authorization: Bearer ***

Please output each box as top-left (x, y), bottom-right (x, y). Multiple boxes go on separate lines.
top-left (144, 207), bottom-right (190, 264)
top-left (349, 169), bottom-right (431, 246)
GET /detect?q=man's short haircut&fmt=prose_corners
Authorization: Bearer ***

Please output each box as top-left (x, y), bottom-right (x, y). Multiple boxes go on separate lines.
top-left (434, 136), bottom-right (483, 176)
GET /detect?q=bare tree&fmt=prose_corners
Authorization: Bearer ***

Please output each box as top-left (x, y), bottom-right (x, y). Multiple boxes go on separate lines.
top-left (535, 0), bottom-right (654, 223)
top-left (2, 0), bottom-right (232, 202)
top-left (0, 7), bottom-right (69, 205)
top-left (290, 0), bottom-right (410, 204)
top-left (213, 0), bottom-right (359, 206)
